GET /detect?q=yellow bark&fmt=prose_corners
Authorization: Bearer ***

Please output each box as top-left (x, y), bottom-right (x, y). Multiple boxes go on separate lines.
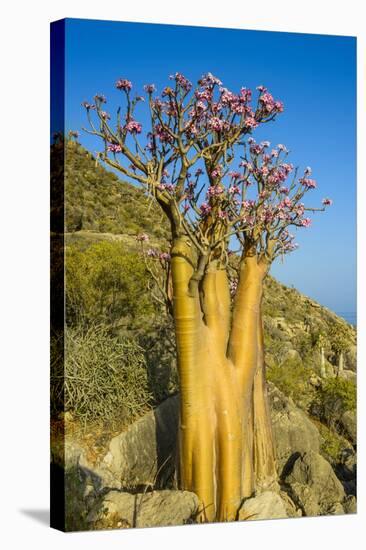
top-left (171, 242), bottom-right (276, 522)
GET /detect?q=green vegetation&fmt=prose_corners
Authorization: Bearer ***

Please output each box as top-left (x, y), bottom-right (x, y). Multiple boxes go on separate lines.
top-left (65, 140), bottom-right (169, 239)
top-left (65, 240), bottom-right (153, 330)
top-left (310, 377), bottom-right (356, 430)
top-left (267, 356), bottom-right (312, 405)
top-left (51, 325), bottom-right (153, 427)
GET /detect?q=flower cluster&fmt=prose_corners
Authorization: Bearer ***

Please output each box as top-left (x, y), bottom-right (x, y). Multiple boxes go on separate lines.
top-left (116, 78), bottom-right (132, 91)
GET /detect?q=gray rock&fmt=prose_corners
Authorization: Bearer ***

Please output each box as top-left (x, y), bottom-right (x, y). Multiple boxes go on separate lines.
top-left (78, 395), bottom-right (180, 492)
top-left (340, 410), bottom-right (356, 445)
top-left (343, 495), bottom-right (357, 514)
top-left (284, 451), bottom-right (346, 516)
top-left (339, 369), bottom-right (356, 383)
top-left (269, 384), bottom-right (320, 477)
top-left (88, 489), bottom-right (199, 528)
top-left (238, 491), bottom-right (288, 521)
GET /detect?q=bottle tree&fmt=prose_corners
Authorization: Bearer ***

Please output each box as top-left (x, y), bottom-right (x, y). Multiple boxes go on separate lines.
top-left (82, 73), bottom-right (331, 521)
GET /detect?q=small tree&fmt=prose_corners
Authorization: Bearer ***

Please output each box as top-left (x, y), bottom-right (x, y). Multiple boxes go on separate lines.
top-left (81, 73), bottom-right (331, 521)
top-left (329, 322), bottom-right (350, 376)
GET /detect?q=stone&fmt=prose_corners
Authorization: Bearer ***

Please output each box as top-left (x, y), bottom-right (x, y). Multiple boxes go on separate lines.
top-left (339, 369), bottom-right (356, 383)
top-left (284, 451), bottom-right (346, 516)
top-left (238, 491), bottom-right (288, 521)
top-left (343, 495), bottom-right (357, 514)
top-left (268, 384), bottom-right (320, 477)
top-left (87, 489), bottom-right (199, 528)
top-left (340, 410), bottom-right (356, 445)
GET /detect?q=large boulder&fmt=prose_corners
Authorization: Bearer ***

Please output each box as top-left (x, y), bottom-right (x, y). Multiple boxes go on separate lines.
top-left (268, 384), bottom-right (320, 477)
top-left (238, 491), bottom-right (288, 521)
top-left (340, 410), bottom-right (356, 445)
top-left (87, 489), bottom-right (199, 529)
top-left (76, 395), bottom-right (180, 492)
top-left (283, 451), bottom-right (346, 516)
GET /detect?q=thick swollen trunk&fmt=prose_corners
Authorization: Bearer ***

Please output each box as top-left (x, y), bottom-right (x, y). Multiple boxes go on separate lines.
top-left (253, 306), bottom-right (277, 491)
top-left (171, 241), bottom-right (276, 522)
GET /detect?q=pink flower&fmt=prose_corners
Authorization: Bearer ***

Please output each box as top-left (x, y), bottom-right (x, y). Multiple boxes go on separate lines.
top-left (125, 119), bottom-right (142, 134)
top-left (211, 165), bottom-right (223, 179)
top-left (280, 187), bottom-right (289, 194)
top-left (218, 210), bottom-right (227, 219)
top-left (159, 252), bottom-right (171, 262)
top-left (170, 72), bottom-right (192, 91)
top-left (198, 72), bottom-right (222, 87)
top-left (322, 198), bottom-right (333, 206)
top-left (154, 124), bottom-right (174, 143)
top-left (144, 83), bottom-right (156, 93)
top-left (147, 248), bottom-right (158, 257)
top-left (208, 116), bottom-right (225, 132)
top-left (228, 171), bottom-right (241, 180)
top-left (94, 94), bottom-right (107, 103)
top-left (228, 185), bottom-right (241, 194)
top-left (207, 185), bottom-right (224, 197)
top-left (100, 111), bottom-right (110, 120)
top-left (300, 178), bottom-right (317, 189)
top-left (116, 78), bottom-right (132, 91)
top-left (244, 117), bottom-right (259, 129)
top-left (240, 87), bottom-right (252, 102)
top-left (300, 218), bottom-right (312, 227)
top-left (81, 101), bottom-right (96, 110)
top-left (107, 144), bottom-right (122, 153)
top-left (200, 202), bottom-right (212, 216)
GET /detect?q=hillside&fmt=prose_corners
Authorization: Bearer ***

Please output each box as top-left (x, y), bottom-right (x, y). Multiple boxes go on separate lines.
top-left (63, 139), bottom-right (170, 239)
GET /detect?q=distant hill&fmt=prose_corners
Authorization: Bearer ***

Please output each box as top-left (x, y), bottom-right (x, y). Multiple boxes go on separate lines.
top-left (63, 139), bottom-right (170, 240)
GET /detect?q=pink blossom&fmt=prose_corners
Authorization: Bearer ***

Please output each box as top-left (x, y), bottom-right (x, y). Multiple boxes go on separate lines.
top-left (209, 116), bottom-right (225, 132)
top-left (280, 187), bottom-right (289, 194)
top-left (144, 83), bottom-right (156, 93)
top-left (300, 178), bottom-right (317, 189)
top-left (94, 94), bottom-right (107, 103)
top-left (199, 72), bottom-right (222, 87)
top-left (322, 198), bottom-right (333, 206)
top-left (300, 218), bottom-right (312, 227)
top-left (240, 87), bottom-right (252, 102)
top-left (147, 248), bottom-right (158, 257)
top-left (195, 168), bottom-right (204, 177)
top-left (82, 101), bottom-right (96, 110)
top-left (170, 72), bottom-right (192, 91)
top-left (107, 144), bottom-right (122, 153)
top-left (100, 111), bottom-right (110, 120)
top-left (228, 185), bottom-right (241, 194)
top-left (154, 124), bottom-right (174, 143)
top-left (244, 117), bottom-right (259, 129)
top-left (200, 202), bottom-right (212, 216)
top-left (207, 185), bottom-right (224, 197)
top-left (116, 78), bottom-right (132, 91)
top-left (211, 165), bottom-right (223, 179)
top-left (218, 210), bottom-right (228, 219)
top-left (125, 119), bottom-right (142, 134)
top-left (229, 171), bottom-right (241, 180)
top-left (159, 252), bottom-right (171, 261)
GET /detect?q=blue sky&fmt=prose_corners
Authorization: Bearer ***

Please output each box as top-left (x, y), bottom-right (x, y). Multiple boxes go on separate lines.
top-left (61, 18), bottom-right (356, 316)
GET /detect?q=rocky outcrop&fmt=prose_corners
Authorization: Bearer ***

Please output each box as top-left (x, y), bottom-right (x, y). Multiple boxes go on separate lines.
top-left (268, 384), bottom-right (320, 476)
top-left (238, 491), bottom-right (288, 521)
top-left (283, 450), bottom-right (346, 516)
top-left (87, 489), bottom-right (199, 528)
top-left (340, 410), bottom-right (356, 445)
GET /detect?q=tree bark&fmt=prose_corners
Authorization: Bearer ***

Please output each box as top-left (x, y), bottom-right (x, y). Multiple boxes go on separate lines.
top-left (171, 243), bottom-right (276, 522)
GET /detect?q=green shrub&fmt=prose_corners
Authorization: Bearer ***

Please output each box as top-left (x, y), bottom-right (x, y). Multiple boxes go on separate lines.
top-left (267, 356), bottom-right (311, 405)
top-left (310, 377), bottom-right (356, 429)
top-left (51, 325), bottom-right (153, 426)
top-left (65, 240), bottom-right (153, 329)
